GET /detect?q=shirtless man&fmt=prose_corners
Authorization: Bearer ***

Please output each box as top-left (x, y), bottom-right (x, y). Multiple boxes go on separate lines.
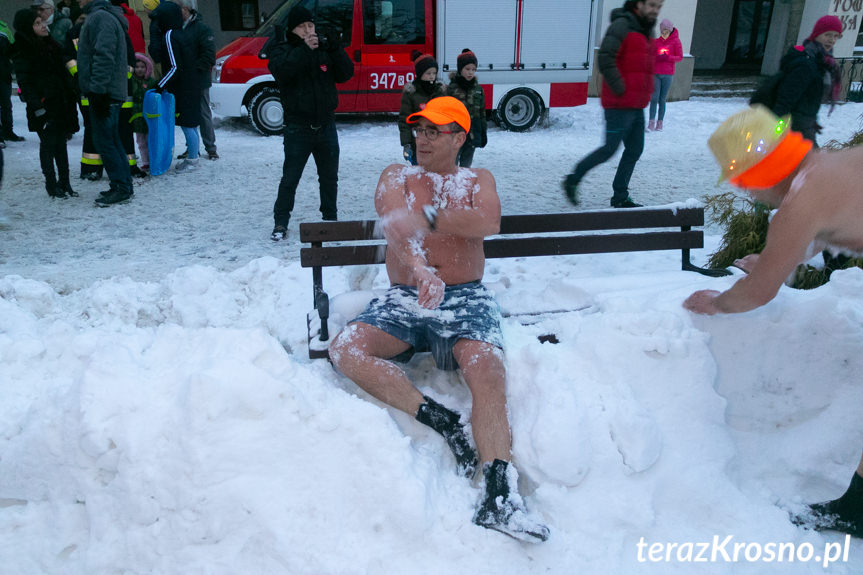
top-left (329, 97), bottom-right (549, 543)
top-left (684, 105), bottom-right (863, 538)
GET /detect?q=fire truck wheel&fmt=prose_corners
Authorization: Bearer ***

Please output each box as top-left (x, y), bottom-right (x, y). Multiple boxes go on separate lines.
top-left (496, 88), bottom-right (543, 132)
top-left (248, 86), bottom-right (284, 136)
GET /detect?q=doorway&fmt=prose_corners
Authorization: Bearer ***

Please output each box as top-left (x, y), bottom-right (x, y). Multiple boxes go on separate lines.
top-left (725, 0), bottom-right (774, 70)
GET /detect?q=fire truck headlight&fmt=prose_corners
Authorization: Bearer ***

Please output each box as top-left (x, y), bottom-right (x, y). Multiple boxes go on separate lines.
top-left (213, 55), bottom-right (230, 84)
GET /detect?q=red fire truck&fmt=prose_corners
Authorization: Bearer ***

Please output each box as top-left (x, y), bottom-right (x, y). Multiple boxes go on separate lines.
top-left (211, 0), bottom-right (597, 135)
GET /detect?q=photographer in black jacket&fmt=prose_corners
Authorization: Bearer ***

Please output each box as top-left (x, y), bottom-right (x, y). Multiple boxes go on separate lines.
top-left (266, 5), bottom-right (354, 241)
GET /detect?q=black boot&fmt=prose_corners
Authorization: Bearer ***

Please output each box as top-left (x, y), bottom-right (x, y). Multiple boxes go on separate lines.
top-left (45, 177), bottom-right (66, 199)
top-left (473, 459), bottom-right (550, 543)
top-left (792, 472), bottom-right (863, 538)
top-left (562, 174), bottom-right (579, 206)
top-left (58, 176), bottom-right (78, 197)
top-left (415, 396), bottom-right (478, 478)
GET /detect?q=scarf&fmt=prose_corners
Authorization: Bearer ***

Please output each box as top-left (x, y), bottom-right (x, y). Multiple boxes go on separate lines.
top-left (803, 39), bottom-right (842, 112)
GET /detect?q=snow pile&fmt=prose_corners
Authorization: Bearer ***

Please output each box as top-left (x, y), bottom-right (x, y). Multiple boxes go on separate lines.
top-left (1, 98), bottom-right (862, 572)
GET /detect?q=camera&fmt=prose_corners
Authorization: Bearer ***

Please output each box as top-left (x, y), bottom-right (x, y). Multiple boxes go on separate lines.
top-left (315, 26), bottom-right (343, 51)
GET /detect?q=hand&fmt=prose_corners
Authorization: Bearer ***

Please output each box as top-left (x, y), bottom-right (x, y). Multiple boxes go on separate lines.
top-left (88, 92), bottom-right (110, 117)
top-left (683, 290), bottom-right (723, 315)
top-left (32, 107), bottom-right (48, 129)
top-left (415, 265), bottom-right (445, 309)
top-left (305, 34), bottom-right (319, 50)
top-left (479, 131), bottom-right (488, 148)
top-left (402, 144), bottom-right (413, 163)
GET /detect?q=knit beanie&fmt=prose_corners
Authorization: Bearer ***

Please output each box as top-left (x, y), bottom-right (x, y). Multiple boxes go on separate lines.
top-left (287, 6), bottom-right (314, 31)
top-left (807, 15), bottom-right (842, 41)
top-left (660, 18), bottom-right (673, 32)
top-left (457, 49), bottom-right (477, 73)
top-left (142, 0), bottom-right (160, 11)
top-left (13, 9), bottom-right (37, 34)
top-left (411, 50), bottom-right (437, 78)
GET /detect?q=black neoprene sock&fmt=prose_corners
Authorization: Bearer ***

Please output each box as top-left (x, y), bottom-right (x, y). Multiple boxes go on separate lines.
top-left (415, 396), bottom-right (478, 478)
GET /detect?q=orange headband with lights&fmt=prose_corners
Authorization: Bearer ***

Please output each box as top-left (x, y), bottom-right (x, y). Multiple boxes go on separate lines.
top-left (729, 131), bottom-right (813, 189)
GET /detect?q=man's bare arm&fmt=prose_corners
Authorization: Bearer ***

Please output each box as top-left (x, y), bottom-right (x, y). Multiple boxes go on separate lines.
top-left (432, 169), bottom-right (501, 238)
top-left (375, 165), bottom-right (444, 308)
top-left (685, 198), bottom-right (821, 314)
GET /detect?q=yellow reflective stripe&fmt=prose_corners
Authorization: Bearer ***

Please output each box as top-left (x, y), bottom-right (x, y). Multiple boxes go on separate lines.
top-left (81, 98), bottom-right (89, 106)
top-left (81, 156), bottom-right (103, 166)
top-left (121, 101), bottom-right (133, 108)
top-left (145, 113), bottom-right (160, 118)
top-left (128, 156), bottom-right (137, 166)
top-left (129, 112), bottom-right (143, 123)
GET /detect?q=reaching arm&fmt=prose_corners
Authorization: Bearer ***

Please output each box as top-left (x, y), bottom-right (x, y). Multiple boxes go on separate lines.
top-left (157, 29), bottom-right (178, 90)
top-left (685, 196), bottom-right (820, 314)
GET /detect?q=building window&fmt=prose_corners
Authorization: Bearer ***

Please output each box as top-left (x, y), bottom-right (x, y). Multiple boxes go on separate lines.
top-left (219, 0), bottom-right (259, 31)
top-left (363, 0), bottom-right (425, 45)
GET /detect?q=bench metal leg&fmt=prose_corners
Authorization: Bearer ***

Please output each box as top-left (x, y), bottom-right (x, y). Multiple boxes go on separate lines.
top-left (682, 247), bottom-right (732, 277)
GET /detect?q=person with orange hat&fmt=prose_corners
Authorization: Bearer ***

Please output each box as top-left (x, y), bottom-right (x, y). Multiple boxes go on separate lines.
top-left (684, 105), bottom-right (863, 538)
top-left (329, 96), bottom-right (549, 543)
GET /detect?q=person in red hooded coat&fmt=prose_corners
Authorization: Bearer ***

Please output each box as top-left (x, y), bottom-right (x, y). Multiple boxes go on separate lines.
top-left (648, 17), bottom-right (682, 131)
top-left (111, 0), bottom-right (145, 54)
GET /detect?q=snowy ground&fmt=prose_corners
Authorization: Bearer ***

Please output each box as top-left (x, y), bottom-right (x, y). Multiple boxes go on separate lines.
top-left (1, 96), bottom-right (863, 574)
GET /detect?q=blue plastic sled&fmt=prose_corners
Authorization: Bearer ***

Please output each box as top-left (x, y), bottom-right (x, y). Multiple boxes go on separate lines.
top-left (143, 89), bottom-right (175, 175)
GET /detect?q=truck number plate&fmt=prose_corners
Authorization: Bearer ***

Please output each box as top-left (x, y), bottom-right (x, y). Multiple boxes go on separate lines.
top-left (369, 72), bottom-right (414, 90)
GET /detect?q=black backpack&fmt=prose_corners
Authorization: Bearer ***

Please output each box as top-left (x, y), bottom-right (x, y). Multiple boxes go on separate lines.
top-left (749, 72), bottom-right (784, 109)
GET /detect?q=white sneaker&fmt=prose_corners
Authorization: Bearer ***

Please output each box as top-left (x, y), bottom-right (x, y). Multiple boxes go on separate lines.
top-left (175, 158), bottom-right (199, 171)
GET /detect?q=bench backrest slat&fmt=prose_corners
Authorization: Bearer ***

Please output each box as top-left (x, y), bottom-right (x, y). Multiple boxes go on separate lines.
top-left (300, 220), bottom-right (382, 242)
top-left (299, 208), bottom-right (704, 245)
top-left (498, 208), bottom-right (703, 234)
top-left (300, 230), bottom-right (703, 267)
top-left (484, 231), bottom-right (703, 258)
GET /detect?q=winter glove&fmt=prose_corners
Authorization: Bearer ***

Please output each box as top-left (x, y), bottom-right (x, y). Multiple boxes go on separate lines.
top-left (29, 107), bottom-right (48, 131)
top-left (88, 92), bottom-right (111, 118)
top-left (479, 130), bottom-right (488, 148)
top-left (656, 51), bottom-right (670, 61)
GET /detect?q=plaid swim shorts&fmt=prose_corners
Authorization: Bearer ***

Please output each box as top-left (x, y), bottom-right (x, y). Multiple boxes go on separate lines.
top-left (350, 281), bottom-right (504, 371)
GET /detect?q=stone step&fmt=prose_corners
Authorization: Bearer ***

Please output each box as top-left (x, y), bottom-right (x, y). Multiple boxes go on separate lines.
top-left (690, 74), bottom-right (763, 98)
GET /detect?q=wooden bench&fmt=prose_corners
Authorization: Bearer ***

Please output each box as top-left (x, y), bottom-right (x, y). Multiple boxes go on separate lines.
top-left (299, 206), bottom-right (730, 359)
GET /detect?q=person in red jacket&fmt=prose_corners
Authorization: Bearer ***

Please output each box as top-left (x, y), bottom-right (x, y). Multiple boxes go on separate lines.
top-left (111, 0), bottom-right (145, 55)
top-left (563, 0), bottom-right (662, 208)
top-left (648, 18), bottom-right (682, 131)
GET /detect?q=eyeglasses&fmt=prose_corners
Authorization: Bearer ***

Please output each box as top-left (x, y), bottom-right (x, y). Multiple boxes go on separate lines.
top-left (412, 126), bottom-right (456, 141)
